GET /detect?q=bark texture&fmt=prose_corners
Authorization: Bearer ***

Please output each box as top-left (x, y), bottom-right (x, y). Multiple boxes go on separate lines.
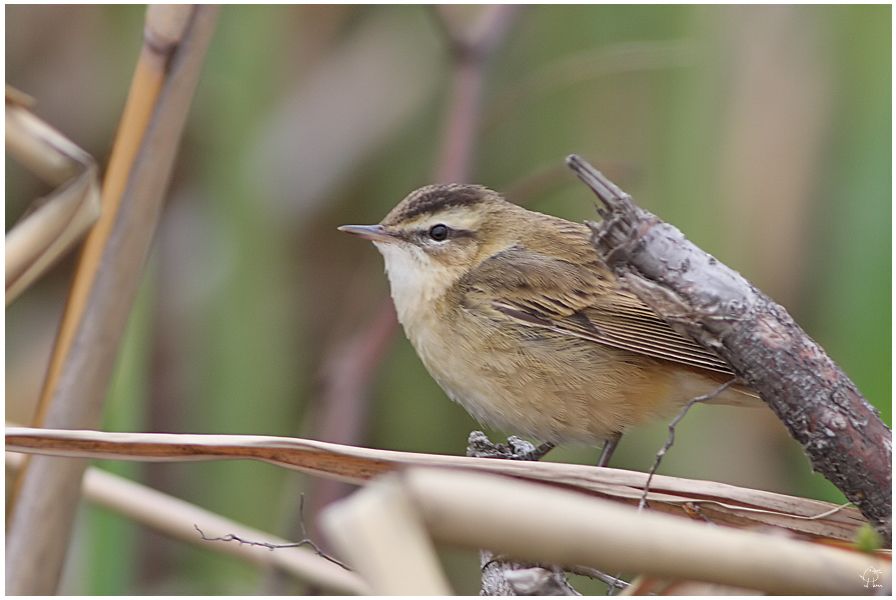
top-left (567, 154), bottom-right (891, 543)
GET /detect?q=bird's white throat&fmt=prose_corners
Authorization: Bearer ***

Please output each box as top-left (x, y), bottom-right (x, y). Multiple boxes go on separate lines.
top-left (373, 241), bottom-right (454, 327)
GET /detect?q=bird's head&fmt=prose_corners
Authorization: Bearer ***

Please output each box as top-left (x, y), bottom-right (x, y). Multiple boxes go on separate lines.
top-left (339, 184), bottom-right (526, 309)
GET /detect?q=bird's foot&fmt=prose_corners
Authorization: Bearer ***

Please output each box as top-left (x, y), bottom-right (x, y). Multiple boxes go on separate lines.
top-left (466, 430), bottom-right (555, 461)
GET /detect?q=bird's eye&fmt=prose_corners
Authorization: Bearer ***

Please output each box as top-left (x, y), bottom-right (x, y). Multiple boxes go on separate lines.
top-left (428, 224), bottom-right (449, 241)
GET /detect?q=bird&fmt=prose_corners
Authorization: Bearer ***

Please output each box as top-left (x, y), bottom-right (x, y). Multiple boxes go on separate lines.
top-left (339, 183), bottom-right (760, 465)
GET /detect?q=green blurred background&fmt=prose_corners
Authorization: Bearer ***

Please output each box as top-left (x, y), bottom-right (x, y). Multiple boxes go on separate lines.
top-left (6, 4), bottom-right (890, 595)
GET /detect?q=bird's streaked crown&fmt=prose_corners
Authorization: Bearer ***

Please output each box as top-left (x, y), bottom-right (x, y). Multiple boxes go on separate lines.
top-left (382, 183), bottom-right (505, 227)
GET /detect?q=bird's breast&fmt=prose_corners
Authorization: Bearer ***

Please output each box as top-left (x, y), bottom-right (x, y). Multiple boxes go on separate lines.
top-left (401, 305), bottom-right (636, 443)
top-left (399, 304), bottom-right (736, 445)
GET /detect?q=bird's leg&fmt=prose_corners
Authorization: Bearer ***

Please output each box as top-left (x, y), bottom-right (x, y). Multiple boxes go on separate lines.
top-left (597, 432), bottom-right (622, 467)
top-left (524, 441), bottom-right (556, 461)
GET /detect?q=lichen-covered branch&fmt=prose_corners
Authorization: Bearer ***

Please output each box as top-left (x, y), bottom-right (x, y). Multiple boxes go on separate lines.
top-left (566, 154), bottom-right (892, 543)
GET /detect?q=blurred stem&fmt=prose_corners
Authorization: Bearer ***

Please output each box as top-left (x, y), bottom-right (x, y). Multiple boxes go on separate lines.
top-left (435, 56), bottom-right (484, 182)
top-left (432, 5), bottom-right (521, 182)
top-left (300, 3), bottom-right (521, 564)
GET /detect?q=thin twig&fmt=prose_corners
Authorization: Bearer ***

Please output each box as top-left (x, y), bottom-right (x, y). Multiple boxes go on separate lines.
top-left (638, 379), bottom-right (737, 511)
top-left (194, 525), bottom-right (351, 572)
top-left (195, 493), bottom-right (350, 571)
top-left (565, 565), bottom-right (629, 591)
top-left (4, 451), bottom-right (366, 594)
top-left (298, 493), bottom-right (308, 538)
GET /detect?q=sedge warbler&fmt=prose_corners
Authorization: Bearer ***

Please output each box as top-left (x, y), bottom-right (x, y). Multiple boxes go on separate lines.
top-left (339, 184), bottom-right (759, 464)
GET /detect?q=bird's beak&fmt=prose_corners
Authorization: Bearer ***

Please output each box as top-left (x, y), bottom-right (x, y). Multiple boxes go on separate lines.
top-left (337, 224), bottom-right (398, 243)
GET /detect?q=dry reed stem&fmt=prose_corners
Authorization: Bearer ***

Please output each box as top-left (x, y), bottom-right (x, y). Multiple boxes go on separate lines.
top-left (6, 7), bottom-right (218, 594)
top-left (5, 89), bottom-right (101, 303)
top-left (306, 3), bottom-right (520, 547)
top-left (6, 426), bottom-right (870, 543)
top-left (320, 472), bottom-right (452, 594)
top-left (332, 467), bottom-right (890, 595)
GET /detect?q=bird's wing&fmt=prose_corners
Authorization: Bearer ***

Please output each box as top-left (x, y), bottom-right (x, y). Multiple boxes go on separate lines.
top-left (458, 245), bottom-right (736, 375)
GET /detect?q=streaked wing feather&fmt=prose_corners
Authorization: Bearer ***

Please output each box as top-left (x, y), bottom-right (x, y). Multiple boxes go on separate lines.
top-left (464, 246), bottom-right (735, 375)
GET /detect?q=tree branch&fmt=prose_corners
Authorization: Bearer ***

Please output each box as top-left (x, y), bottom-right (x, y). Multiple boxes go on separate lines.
top-left (566, 154), bottom-right (892, 543)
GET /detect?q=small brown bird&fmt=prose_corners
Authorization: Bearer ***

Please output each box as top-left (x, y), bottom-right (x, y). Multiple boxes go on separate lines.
top-left (339, 184), bottom-right (760, 464)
